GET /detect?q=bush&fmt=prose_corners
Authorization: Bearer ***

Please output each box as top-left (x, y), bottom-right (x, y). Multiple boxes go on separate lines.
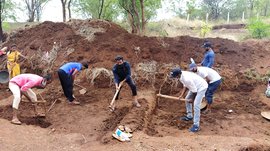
top-left (247, 19), bottom-right (270, 39)
top-left (200, 23), bottom-right (212, 38)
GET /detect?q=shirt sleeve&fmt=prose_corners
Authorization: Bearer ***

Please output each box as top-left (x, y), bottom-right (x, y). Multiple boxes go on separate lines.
top-left (21, 81), bottom-right (37, 91)
top-left (125, 62), bottom-right (131, 80)
top-left (198, 69), bottom-right (208, 79)
top-left (112, 65), bottom-right (120, 84)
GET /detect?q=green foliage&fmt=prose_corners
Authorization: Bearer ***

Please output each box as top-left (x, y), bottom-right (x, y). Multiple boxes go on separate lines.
top-left (244, 68), bottom-right (270, 82)
top-left (200, 23), bottom-right (212, 37)
top-left (2, 22), bottom-right (10, 31)
top-left (73, 0), bottom-right (120, 21)
top-left (2, 0), bottom-right (17, 22)
top-left (147, 22), bottom-right (168, 36)
top-left (247, 19), bottom-right (270, 39)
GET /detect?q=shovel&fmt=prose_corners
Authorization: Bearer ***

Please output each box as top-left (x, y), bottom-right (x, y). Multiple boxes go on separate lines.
top-left (74, 83), bottom-right (87, 95)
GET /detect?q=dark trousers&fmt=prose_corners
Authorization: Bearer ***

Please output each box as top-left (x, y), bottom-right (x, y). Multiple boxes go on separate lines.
top-left (205, 79), bottom-right (222, 104)
top-left (116, 78), bottom-right (137, 100)
top-left (58, 69), bottom-right (74, 102)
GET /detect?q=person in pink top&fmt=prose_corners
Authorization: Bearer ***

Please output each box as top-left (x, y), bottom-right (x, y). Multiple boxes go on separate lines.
top-left (9, 73), bottom-right (52, 125)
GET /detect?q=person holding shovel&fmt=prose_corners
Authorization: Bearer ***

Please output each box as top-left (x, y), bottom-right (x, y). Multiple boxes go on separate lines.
top-left (170, 68), bottom-right (208, 132)
top-left (109, 55), bottom-right (140, 111)
top-left (58, 62), bottom-right (88, 105)
top-left (8, 73), bottom-right (52, 125)
top-left (7, 44), bottom-right (27, 79)
top-left (189, 63), bottom-right (222, 114)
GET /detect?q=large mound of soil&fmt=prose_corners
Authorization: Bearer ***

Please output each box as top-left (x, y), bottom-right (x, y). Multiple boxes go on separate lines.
top-left (0, 19), bottom-right (270, 150)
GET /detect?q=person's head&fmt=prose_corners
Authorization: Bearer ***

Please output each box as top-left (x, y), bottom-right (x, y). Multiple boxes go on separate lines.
top-left (81, 61), bottom-right (89, 70)
top-left (38, 74), bottom-right (52, 89)
top-left (10, 44), bottom-right (17, 51)
top-left (115, 55), bottom-right (124, 65)
top-left (170, 68), bottom-right (182, 78)
top-left (201, 41), bottom-right (211, 50)
top-left (189, 63), bottom-right (197, 72)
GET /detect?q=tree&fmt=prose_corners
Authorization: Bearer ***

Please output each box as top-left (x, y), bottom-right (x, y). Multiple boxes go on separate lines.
top-left (119, 0), bottom-right (161, 34)
top-left (0, 0), bottom-right (16, 42)
top-left (201, 0), bottom-right (230, 20)
top-left (73, 0), bottom-right (120, 21)
top-left (60, 0), bottom-right (72, 22)
top-left (24, 0), bottom-right (49, 22)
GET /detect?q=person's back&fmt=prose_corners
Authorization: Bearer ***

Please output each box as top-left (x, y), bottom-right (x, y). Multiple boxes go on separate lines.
top-left (180, 71), bottom-right (208, 93)
top-left (197, 66), bottom-right (221, 83)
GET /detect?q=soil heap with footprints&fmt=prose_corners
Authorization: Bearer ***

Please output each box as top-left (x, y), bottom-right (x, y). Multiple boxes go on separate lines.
top-left (0, 19), bottom-right (270, 151)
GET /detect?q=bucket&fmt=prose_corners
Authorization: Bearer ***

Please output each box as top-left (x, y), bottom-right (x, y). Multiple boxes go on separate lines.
top-left (0, 70), bottom-right (9, 84)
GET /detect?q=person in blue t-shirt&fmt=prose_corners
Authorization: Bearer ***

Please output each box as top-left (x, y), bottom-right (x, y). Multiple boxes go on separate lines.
top-left (200, 41), bottom-right (215, 68)
top-left (58, 62), bottom-right (88, 105)
top-left (109, 55), bottom-right (141, 111)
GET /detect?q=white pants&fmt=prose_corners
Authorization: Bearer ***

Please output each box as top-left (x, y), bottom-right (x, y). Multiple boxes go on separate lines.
top-left (9, 82), bottom-right (37, 109)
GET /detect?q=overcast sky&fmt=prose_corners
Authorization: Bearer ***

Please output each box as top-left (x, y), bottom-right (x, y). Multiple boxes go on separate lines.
top-left (15, 0), bottom-right (186, 22)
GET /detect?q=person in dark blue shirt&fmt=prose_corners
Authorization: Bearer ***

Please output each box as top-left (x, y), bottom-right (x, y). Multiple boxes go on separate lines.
top-left (58, 62), bottom-right (88, 105)
top-left (200, 41), bottom-right (215, 68)
top-left (110, 55), bottom-right (141, 111)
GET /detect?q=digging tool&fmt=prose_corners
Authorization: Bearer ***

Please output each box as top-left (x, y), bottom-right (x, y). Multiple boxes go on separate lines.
top-left (74, 83), bottom-right (87, 94)
top-left (157, 93), bottom-right (207, 110)
top-left (47, 99), bottom-right (58, 113)
top-left (156, 94), bottom-right (189, 102)
top-left (109, 82), bottom-right (123, 112)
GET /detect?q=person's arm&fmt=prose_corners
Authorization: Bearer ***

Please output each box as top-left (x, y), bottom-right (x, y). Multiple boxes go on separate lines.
top-left (71, 69), bottom-right (79, 80)
top-left (19, 53), bottom-right (27, 59)
top-left (205, 76), bottom-right (211, 83)
top-left (125, 62), bottom-right (131, 81)
top-left (21, 81), bottom-right (36, 91)
top-left (179, 87), bottom-right (187, 99)
top-left (112, 66), bottom-right (120, 89)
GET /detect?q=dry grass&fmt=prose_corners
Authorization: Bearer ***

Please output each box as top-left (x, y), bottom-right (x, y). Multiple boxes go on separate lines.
top-left (86, 67), bottom-right (113, 85)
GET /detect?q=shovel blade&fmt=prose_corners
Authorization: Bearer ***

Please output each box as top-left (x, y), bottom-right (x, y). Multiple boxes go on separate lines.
top-left (79, 89), bottom-right (87, 95)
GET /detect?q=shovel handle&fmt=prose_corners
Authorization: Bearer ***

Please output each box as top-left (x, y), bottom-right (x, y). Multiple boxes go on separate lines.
top-left (74, 83), bottom-right (86, 89)
top-left (156, 94), bottom-right (188, 101)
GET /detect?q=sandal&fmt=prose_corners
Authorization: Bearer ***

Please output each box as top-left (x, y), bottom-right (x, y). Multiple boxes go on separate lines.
top-left (112, 133), bottom-right (125, 142)
top-left (11, 119), bottom-right (22, 125)
top-left (133, 101), bottom-right (141, 108)
top-left (109, 104), bottom-right (115, 112)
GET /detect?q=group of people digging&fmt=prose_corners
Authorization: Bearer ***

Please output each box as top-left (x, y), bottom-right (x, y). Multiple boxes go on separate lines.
top-left (2, 41), bottom-right (221, 133)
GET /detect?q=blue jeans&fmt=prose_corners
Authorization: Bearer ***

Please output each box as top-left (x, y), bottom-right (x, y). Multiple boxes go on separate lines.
top-left (206, 79), bottom-right (221, 104)
top-left (185, 89), bottom-right (207, 127)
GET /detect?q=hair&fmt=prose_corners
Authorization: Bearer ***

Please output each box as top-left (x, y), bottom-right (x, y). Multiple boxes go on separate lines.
top-left (81, 61), bottom-right (88, 69)
top-left (43, 74), bottom-right (52, 81)
top-left (10, 44), bottom-right (17, 48)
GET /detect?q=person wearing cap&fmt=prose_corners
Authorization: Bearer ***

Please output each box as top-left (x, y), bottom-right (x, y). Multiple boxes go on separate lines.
top-left (200, 41), bottom-right (215, 68)
top-left (110, 55), bottom-right (140, 110)
top-left (58, 62), bottom-right (88, 105)
top-left (170, 68), bottom-right (208, 132)
top-left (8, 73), bottom-right (52, 125)
top-left (6, 44), bottom-right (27, 79)
top-left (189, 63), bottom-right (222, 113)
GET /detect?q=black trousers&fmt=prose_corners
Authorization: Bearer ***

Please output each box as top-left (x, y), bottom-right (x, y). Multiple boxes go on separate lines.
top-left (58, 69), bottom-right (74, 102)
top-left (116, 78), bottom-right (137, 100)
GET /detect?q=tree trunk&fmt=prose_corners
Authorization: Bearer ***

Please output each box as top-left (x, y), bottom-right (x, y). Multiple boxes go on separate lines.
top-left (139, 0), bottom-right (145, 33)
top-left (61, 0), bottom-right (67, 22)
top-left (0, 0), bottom-right (3, 42)
top-left (127, 13), bottom-right (137, 33)
top-left (131, 0), bottom-right (140, 34)
top-left (68, 0), bottom-right (72, 20)
top-left (98, 0), bottom-right (104, 19)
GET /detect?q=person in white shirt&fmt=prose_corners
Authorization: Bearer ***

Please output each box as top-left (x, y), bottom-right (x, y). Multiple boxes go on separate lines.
top-left (189, 63), bottom-right (222, 113)
top-left (170, 68), bottom-right (208, 132)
